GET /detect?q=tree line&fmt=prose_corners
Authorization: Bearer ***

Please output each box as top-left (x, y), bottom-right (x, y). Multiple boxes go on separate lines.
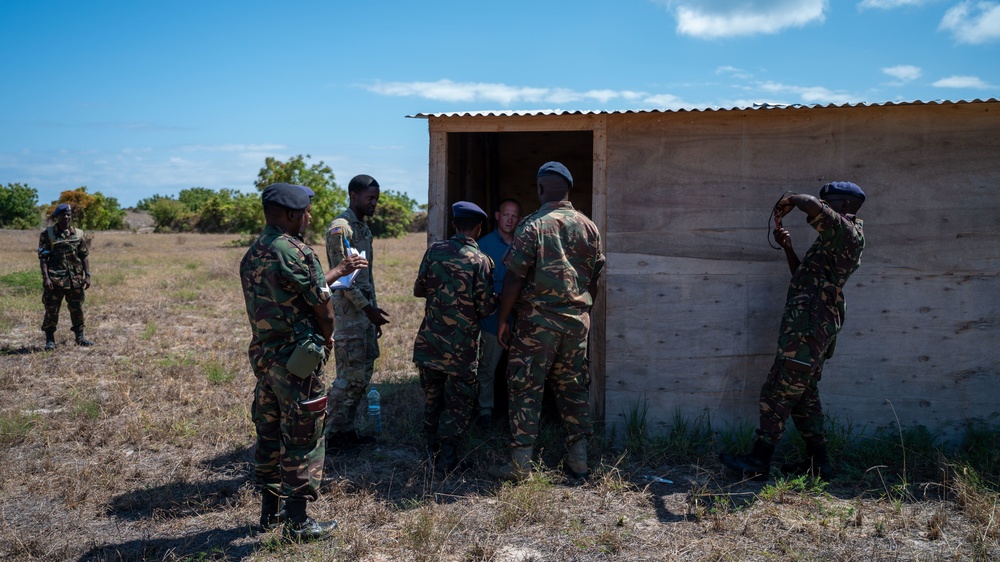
top-left (0, 183), bottom-right (127, 231)
top-left (1, 155), bottom-right (424, 240)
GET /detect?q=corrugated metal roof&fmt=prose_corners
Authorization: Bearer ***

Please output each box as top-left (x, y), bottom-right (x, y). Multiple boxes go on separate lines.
top-left (407, 98), bottom-right (999, 119)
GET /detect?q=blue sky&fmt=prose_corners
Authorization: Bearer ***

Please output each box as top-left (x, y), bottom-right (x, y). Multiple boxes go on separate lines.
top-left (2, 0), bottom-right (997, 208)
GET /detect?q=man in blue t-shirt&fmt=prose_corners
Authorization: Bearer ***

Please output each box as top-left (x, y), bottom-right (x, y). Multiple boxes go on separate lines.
top-left (474, 198), bottom-right (522, 429)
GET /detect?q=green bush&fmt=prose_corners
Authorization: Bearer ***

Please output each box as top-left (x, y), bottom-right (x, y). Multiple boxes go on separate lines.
top-left (196, 190), bottom-right (263, 233)
top-left (148, 198), bottom-right (194, 232)
top-left (135, 194), bottom-right (172, 211)
top-left (370, 189), bottom-right (418, 239)
top-left (255, 154), bottom-right (346, 243)
top-left (46, 187), bottom-right (126, 230)
top-left (0, 183), bottom-right (41, 229)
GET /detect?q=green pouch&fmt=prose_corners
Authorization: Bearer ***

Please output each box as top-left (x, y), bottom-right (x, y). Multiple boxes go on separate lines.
top-left (287, 337), bottom-right (326, 379)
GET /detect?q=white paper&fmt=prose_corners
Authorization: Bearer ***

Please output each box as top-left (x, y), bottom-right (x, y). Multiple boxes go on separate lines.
top-left (330, 249), bottom-right (365, 290)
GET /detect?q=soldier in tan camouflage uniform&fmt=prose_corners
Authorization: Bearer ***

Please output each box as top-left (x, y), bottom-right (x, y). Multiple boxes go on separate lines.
top-left (240, 183), bottom-right (366, 541)
top-left (38, 203), bottom-right (92, 350)
top-left (413, 201), bottom-right (497, 472)
top-left (324, 174), bottom-right (390, 449)
top-left (720, 182), bottom-right (866, 481)
top-left (489, 162), bottom-right (605, 482)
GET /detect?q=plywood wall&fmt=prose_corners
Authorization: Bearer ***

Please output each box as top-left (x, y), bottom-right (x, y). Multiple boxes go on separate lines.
top-left (602, 102), bottom-right (1000, 441)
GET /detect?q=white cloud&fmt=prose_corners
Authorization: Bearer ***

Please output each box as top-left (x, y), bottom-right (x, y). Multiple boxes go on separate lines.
top-left (662, 0), bottom-right (827, 39)
top-left (858, 0), bottom-right (931, 9)
top-left (932, 75), bottom-right (992, 88)
top-left (178, 144), bottom-right (287, 153)
top-left (882, 65), bottom-right (922, 81)
top-left (716, 65), bottom-right (754, 79)
top-left (367, 80), bottom-right (549, 105)
top-left (643, 94), bottom-right (687, 109)
top-left (939, 1), bottom-right (1000, 44)
top-left (367, 79), bottom-right (685, 108)
top-left (757, 81), bottom-right (859, 104)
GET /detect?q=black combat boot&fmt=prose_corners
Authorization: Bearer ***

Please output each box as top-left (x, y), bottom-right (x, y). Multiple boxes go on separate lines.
top-left (282, 498), bottom-right (337, 542)
top-left (436, 439), bottom-right (459, 473)
top-left (259, 490), bottom-right (283, 530)
top-left (720, 440), bottom-right (775, 481)
top-left (425, 432), bottom-right (439, 462)
top-left (781, 441), bottom-right (835, 480)
top-left (327, 429), bottom-right (375, 453)
top-left (73, 329), bottom-right (94, 347)
top-left (44, 330), bottom-right (56, 351)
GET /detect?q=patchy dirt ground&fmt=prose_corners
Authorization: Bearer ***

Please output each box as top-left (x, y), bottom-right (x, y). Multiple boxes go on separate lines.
top-left (0, 230), bottom-right (996, 561)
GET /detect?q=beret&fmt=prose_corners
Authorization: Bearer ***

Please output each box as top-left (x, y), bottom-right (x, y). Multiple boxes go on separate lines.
top-left (261, 182), bottom-right (312, 210)
top-left (452, 201), bottom-right (487, 220)
top-left (537, 161), bottom-right (573, 189)
top-left (51, 203), bottom-right (71, 217)
top-left (820, 181), bottom-right (866, 202)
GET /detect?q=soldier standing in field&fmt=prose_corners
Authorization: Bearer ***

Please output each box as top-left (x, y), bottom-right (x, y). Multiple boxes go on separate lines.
top-left (38, 203), bottom-right (93, 350)
top-left (412, 201), bottom-right (497, 472)
top-left (240, 183), bottom-right (366, 541)
top-left (720, 182), bottom-right (866, 480)
top-left (489, 162), bottom-right (605, 482)
top-left (324, 174), bottom-right (391, 449)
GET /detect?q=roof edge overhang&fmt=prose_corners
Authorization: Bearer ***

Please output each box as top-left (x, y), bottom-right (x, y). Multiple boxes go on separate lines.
top-left (407, 98), bottom-right (999, 119)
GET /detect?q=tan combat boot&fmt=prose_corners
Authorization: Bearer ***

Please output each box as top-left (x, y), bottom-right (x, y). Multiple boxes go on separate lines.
top-left (565, 438), bottom-right (589, 480)
top-left (488, 446), bottom-right (533, 482)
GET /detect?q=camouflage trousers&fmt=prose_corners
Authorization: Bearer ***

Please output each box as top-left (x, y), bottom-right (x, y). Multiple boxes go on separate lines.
top-left (506, 320), bottom-right (591, 449)
top-left (757, 332), bottom-right (835, 447)
top-left (326, 322), bottom-right (379, 434)
top-left (252, 359), bottom-right (327, 501)
top-left (41, 285), bottom-right (85, 332)
top-left (419, 366), bottom-right (476, 441)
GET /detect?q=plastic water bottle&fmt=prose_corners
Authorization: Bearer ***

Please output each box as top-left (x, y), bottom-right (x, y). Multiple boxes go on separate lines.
top-left (367, 386), bottom-right (382, 434)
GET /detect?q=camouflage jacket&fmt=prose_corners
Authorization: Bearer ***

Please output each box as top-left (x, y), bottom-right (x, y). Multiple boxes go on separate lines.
top-left (240, 224), bottom-right (332, 374)
top-left (326, 207), bottom-right (376, 314)
top-left (781, 203), bottom-right (865, 339)
top-left (504, 200), bottom-right (605, 334)
top-left (38, 225), bottom-right (88, 289)
top-left (412, 234), bottom-right (497, 374)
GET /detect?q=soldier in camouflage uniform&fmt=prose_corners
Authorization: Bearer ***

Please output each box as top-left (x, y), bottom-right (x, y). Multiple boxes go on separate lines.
top-left (488, 162), bottom-right (605, 482)
top-left (412, 201), bottom-right (497, 472)
top-left (240, 183), bottom-right (366, 541)
top-left (720, 182), bottom-right (866, 480)
top-left (38, 203), bottom-right (92, 350)
top-left (324, 174), bottom-right (390, 449)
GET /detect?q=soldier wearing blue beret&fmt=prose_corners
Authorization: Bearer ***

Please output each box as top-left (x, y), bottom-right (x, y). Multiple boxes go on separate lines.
top-left (413, 200), bottom-right (496, 472)
top-left (38, 203), bottom-right (92, 349)
top-left (721, 182), bottom-right (867, 481)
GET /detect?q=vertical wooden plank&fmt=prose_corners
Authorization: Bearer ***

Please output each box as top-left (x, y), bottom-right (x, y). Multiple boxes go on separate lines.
top-left (427, 127), bottom-right (448, 245)
top-left (590, 116), bottom-right (608, 423)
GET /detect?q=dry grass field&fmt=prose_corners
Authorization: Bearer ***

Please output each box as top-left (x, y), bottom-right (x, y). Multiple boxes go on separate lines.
top-left (1, 229), bottom-right (998, 561)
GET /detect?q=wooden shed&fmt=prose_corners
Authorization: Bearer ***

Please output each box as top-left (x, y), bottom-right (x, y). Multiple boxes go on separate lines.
top-left (412, 99), bottom-right (1000, 440)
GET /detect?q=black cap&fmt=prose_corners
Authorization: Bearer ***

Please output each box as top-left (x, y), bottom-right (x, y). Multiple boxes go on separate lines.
top-left (452, 201), bottom-right (488, 219)
top-left (261, 183), bottom-right (312, 210)
top-left (537, 161), bottom-right (573, 188)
